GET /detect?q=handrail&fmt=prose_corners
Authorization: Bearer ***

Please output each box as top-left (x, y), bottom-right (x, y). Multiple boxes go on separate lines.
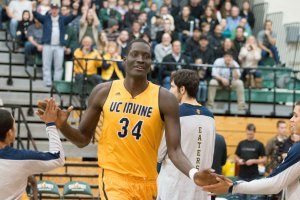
top-left (0, 105), bottom-right (38, 151)
top-left (24, 68), bottom-right (34, 116)
top-left (4, 31), bottom-right (13, 85)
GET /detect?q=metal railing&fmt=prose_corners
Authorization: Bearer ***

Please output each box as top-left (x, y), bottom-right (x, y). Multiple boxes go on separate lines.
top-left (5, 31), bottom-right (13, 86)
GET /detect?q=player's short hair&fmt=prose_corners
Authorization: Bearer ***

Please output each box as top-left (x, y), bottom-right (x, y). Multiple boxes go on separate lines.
top-left (126, 38), bottom-right (151, 56)
top-left (246, 123), bottom-right (256, 132)
top-left (276, 120), bottom-right (286, 128)
top-left (170, 69), bottom-right (199, 99)
top-left (296, 101), bottom-right (300, 106)
top-left (0, 109), bottom-right (14, 142)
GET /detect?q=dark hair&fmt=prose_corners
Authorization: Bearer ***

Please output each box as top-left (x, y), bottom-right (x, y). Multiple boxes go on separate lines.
top-left (22, 10), bottom-right (30, 20)
top-left (170, 69), bottom-right (200, 98)
top-left (246, 123), bottom-right (256, 132)
top-left (0, 109), bottom-right (14, 142)
top-left (126, 38), bottom-right (151, 56)
top-left (264, 19), bottom-right (273, 27)
top-left (277, 120), bottom-right (286, 128)
top-left (296, 101), bottom-right (300, 106)
top-left (236, 26), bottom-right (245, 32)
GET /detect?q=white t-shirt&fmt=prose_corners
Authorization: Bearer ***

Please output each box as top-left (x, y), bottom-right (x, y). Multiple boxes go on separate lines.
top-left (8, 0), bottom-right (32, 20)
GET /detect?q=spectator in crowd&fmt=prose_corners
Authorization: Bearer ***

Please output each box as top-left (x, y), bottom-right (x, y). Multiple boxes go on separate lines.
top-left (97, 31), bottom-right (108, 55)
top-left (157, 5), bottom-right (175, 30)
top-left (257, 20), bottom-right (281, 65)
top-left (73, 36), bottom-right (102, 90)
top-left (211, 133), bottom-right (227, 200)
top-left (68, 2), bottom-right (83, 33)
top-left (234, 17), bottom-right (252, 37)
top-left (24, 18), bottom-right (43, 66)
top-left (220, 1), bottom-right (232, 19)
top-left (61, 5), bottom-right (78, 61)
top-left (0, 0), bottom-right (9, 30)
top-left (161, 40), bottom-right (189, 89)
top-left (124, 0), bottom-right (141, 28)
top-left (207, 51), bottom-right (246, 110)
top-left (150, 15), bottom-right (164, 42)
top-left (98, 0), bottom-right (121, 29)
top-left (200, 22), bottom-right (211, 37)
top-left (79, 6), bottom-right (100, 44)
top-left (192, 35), bottom-right (215, 65)
top-left (175, 5), bottom-right (195, 43)
top-left (37, 0), bottom-right (50, 15)
top-left (7, 0), bottom-right (32, 38)
top-left (147, 3), bottom-right (158, 25)
top-left (220, 38), bottom-right (238, 61)
top-left (156, 18), bottom-right (178, 43)
top-left (226, 6), bottom-right (244, 32)
top-left (235, 123), bottom-right (267, 200)
top-left (220, 18), bottom-right (231, 38)
top-left (115, 0), bottom-right (128, 18)
top-left (116, 29), bottom-right (129, 58)
top-left (265, 120), bottom-right (287, 175)
top-left (239, 36), bottom-right (262, 88)
top-left (209, 24), bottom-right (224, 59)
top-left (240, 0), bottom-right (255, 29)
top-left (283, 133), bottom-right (300, 158)
top-left (129, 20), bottom-right (141, 41)
top-left (105, 18), bottom-right (120, 41)
top-left (33, 2), bottom-right (78, 87)
top-left (16, 10), bottom-right (31, 47)
top-left (101, 41), bottom-right (124, 81)
top-left (184, 27), bottom-right (201, 60)
top-left (200, 6), bottom-right (219, 33)
top-left (162, 0), bottom-right (179, 18)
top-left (233, 26), bottom-right (246, 53)
top-left (154, 33), bottom-right (172, 63)
top-left (189, 0), bottom-right (205, 20)
top-left (194, 58), bottom-right (208, 105)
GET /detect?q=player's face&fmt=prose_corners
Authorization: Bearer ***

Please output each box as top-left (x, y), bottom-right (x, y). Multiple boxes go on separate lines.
top-left (290, 105), bottom-right (300, 135)
top-left (125, 42), bottom-right (151, 78)
top-left (170, 81), bottom-right (181, 103)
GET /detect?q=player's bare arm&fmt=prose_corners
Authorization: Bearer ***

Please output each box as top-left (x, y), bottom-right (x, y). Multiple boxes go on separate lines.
top-left (159, 87), bottom-right (218, 186)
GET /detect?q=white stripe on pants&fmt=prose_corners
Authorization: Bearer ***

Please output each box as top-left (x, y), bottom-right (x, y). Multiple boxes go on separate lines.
top-left (42, 45), bottom-right (64, 86)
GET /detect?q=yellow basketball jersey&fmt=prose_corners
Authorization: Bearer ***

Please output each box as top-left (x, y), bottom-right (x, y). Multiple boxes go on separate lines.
top-left (98, 80), bottom-right (164, 179)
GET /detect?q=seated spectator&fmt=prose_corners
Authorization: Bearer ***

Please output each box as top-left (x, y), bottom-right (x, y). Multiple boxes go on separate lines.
top-left (147, 3), bottom-right (158, 25)
top-left (257, 20), bottom-right (281, 65)
top-left (184, 27), bottom-right (201, 59)
top-left (73, 36), bottom-right (102, 89)
top-left (209, 24), bottom-right (224, 59)
top-left (163, 0), bottom-right (179, 19)
top-left (199, 6), bottom-right (219, 33)
top-left (37, 0), bottom-right (50, 15)
top-left (101, 41), bottom-right (124, 81)
top-left (79, 6), bottom-right (100, 44)
top-left (240, 0), bottom-right (255, 29)
top-left (220, 38), bottom-right (238, 61)
top-left (189, 0), bottom-right (205, 20)
top-left (129, 20), bottom-right (141, 41)
top-left (239, 36), bottom-right (262, 88)
top-left (154, 32), bottom-right (172, 62)
top-left (123, 0), bottom-right (141, 28)
top-left (157, 5), bottom-right (175, 29)
top-left (207, 51), bottom-right (246, 110)
top-left (105, 18), bottom-right (120, 41)
top-left (201, 22), bottom-right (211, 37)
top-left (233, 26), bottom-right (246, 54)
top-left (150, 15), bottom-right (164, 42)
top-left (226, 6), bottom-right (245, 32)
top-left (97, 31), bottom-right (108, 55)
top-left (0, 0), bottom-right (9, 30)
top-left (16, 10), bottom-right (31, 47)
top-left (62, 0), bottom-right (72, 7)
top-left (231, 18), bottom-right (251, 40)
top-left (6, 0), bottom-right (32, 38)
top-left (220, 1), bottom-right (232, 19)
top-left (98, 0), bottom-right (121, 29)
top-left (175, 5), bottom-right (195, 43)
top-left (192, 35), bottom-right (215, 65)
top-left (161, 40), bottom-right (189, 89)
top-left (220, 18), bottom-right (231, 38)
top-left (116, 29), bottom-right (129, 58)
top-left (138, 11), bottom-right (150, 34)
top-left (115, 0), bottom-right (128, 18)
top-left (156, 18), bottom-right (178, 44)
top-left (24, 18), bottom-right (43, 66)
top-left (195, 58), bottom-right (208, 105)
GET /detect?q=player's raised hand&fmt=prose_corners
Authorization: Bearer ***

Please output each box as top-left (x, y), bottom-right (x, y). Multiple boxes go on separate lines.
top-left (193, 169), bottom-right (219, 186)
top-left (36, 98), bottom-right (57, 123)
top-left (202, 176), bottom-right (233, 195)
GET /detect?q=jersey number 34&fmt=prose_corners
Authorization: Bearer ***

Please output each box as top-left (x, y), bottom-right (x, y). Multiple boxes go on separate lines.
top-left (118, 117), bottom-right (143, 140)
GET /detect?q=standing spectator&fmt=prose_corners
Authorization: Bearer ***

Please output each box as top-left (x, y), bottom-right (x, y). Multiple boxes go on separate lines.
top-left (116, 29), bottom-right (129, 58)
top-left (175, 5), bottom-right (195, 43)
top-left (235, 123), bottom-right (267, 200)
top-left (161, 40), bottom-right (189, 89)
top-left (24, 18), bottom-right (43, 66)
top-left (154, 33), bottom-right (172, 63)
top-left (16, 10), bottom-right (31, 47)
top-left (73, 36), bottom-right (102, 90)
top-left (239, 36), bottom-right (262, 88)
top-left (184, 27), bottom-right (201, 60)
top-left (105, 18), bottom-right (120, 41)
top-left (6, 0), bottom-right (32, 38)
top-left (240, 0), bottom-right (255, 29)
top-left (192, 35), bottom-right (215, 65)
top-left (123, 0), bottom-right (141, 28)
top-left (266, 120), bottom-right (288, 173)
top-left (97, 31), bottom-right (108, 55)
top-left (156, 18), bottom-right (178, 44)
top-left (199, 6), bottom-right (219, 33)
top-left (101, 41), bottom-right (124, 81)
top-left (68, 3), bottom-right (84, 33)
top-left (207, 51), bottom-right (247, 110)
top-left (98, 0), bottom-right (121, 29)
top-left (79, 6), bottom-right (100, 44)
top-left (257, 20), bottom-right (281, 65)
top-left (233, 26), bottom-right (246, 54)
top-left (33, 2), bottom-right (78, 86)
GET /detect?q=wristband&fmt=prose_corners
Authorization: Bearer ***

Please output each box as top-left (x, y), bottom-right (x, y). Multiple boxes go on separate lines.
top-left (228, 181), bottom-right (237, 193)
top-left (189, 168), bottom-right (198, 180)
top-left (46, 122), bottom-right (56, 127)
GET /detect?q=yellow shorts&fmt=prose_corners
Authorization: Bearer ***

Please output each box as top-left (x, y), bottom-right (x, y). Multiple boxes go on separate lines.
top-left (99, 168), bottom-right (157, 200)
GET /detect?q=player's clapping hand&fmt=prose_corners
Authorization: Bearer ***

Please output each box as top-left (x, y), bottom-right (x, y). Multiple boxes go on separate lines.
top-left (193, 169), bottom-right (219, 187)
top-left (202, 176), bottom-right (233, 195)
top-left (36, 98), bottom-right (58, 123)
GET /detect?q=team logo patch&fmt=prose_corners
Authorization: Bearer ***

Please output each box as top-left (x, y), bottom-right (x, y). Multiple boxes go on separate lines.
top-left (196, 109), bottom-right (201, 115)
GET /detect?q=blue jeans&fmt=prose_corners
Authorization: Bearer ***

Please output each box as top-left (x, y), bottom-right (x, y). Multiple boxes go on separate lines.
top-left (163, 76), bottom-right (171, 90)
top-left (9, 18), bottom-right (18, 38)
top-left (261, 45), bottom-right (280, 64)
top-left (197, 80), bottom-right (207, 104)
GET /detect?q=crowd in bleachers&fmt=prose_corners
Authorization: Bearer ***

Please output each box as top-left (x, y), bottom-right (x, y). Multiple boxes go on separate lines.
top-left (0, 0), bottom-right (283, 109)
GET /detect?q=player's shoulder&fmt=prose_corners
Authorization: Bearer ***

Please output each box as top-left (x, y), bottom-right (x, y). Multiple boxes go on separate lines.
top-left (179, 103), bottom-right (214, 119)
